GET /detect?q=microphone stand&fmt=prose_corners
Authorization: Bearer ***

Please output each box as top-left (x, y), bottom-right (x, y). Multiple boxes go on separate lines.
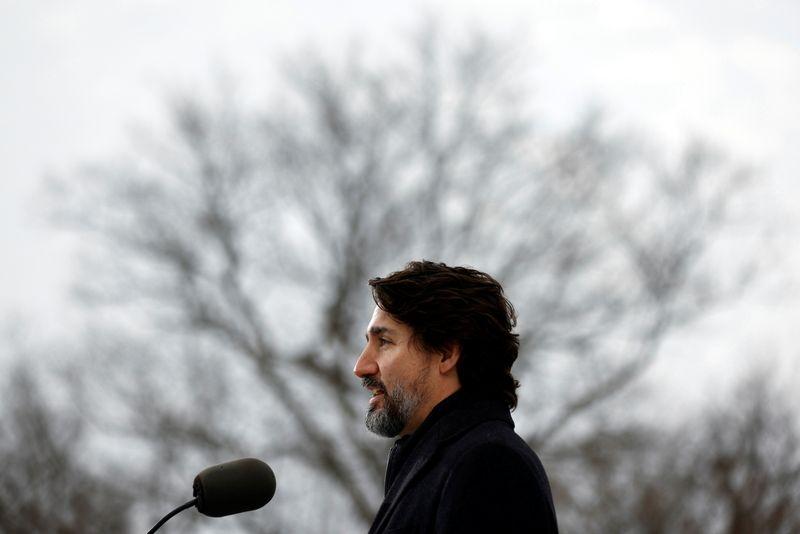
top-left (147, 498), bottom-right (197, 534)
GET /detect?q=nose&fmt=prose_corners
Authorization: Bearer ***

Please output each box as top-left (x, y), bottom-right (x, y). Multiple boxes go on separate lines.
top-left (353, 346), bottom-right (378, 379)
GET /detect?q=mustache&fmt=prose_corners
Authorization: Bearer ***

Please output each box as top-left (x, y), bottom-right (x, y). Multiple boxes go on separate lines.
top-left (362, 376), bottom-right (386, 392)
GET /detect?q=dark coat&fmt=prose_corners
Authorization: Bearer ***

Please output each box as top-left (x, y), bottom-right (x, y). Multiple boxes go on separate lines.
top-left (368, 391), bottom-right (558, 534)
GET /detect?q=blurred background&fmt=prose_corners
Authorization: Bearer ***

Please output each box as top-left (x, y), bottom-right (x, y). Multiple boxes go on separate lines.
top-left (1, 1), bottom-right (799, 532)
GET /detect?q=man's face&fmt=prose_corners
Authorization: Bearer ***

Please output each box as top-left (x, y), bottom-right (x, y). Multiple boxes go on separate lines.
top-left (354, 307), bottom-right (434, 437)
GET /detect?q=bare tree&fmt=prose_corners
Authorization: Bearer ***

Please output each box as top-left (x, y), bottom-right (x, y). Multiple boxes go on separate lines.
top-left (551, 369), bottom-right (800, 534)
top-left (676, 371), bottom-right (800, 534)
top-left (0, 362), bottom-right (131, 533)
top-left (53, 23), bottom-right (748, 531)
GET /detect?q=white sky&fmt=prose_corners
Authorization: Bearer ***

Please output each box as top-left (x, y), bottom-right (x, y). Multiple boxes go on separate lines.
top-left (1, 0), bottom-right (798, 399)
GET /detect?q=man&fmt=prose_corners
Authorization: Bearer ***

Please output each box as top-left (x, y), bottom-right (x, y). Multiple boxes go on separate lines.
top-left (354, 261), bottom-right (559, 533)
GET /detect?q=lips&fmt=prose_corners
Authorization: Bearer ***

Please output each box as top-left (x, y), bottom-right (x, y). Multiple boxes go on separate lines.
top-left (362, 377), bottom-right (386, 408)
top-left (367, 385), bottom-right (386, 409)
top-left (369, 392), bottom-right (384, 408)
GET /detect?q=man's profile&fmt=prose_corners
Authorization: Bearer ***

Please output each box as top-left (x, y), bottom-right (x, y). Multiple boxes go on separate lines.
top-left (354, 260), bottom-right (559, 533)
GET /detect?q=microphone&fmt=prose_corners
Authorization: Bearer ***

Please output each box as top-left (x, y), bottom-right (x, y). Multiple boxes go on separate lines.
top-left (147, 458), bottom-right (276, 533)
top-left (193, 457), bottom-right (277, 517)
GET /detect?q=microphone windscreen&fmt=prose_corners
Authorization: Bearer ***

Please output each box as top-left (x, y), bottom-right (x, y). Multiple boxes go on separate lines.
top-left (193, 458), bottom-right (276, 517)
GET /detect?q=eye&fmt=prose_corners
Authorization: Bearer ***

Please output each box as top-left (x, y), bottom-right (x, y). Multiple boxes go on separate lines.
top-left (378, 338), bottom-right (392, 347)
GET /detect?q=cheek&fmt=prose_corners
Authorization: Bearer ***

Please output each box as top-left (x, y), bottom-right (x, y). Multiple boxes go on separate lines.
top-left (382, 344), bottom-right (417, 375)
top-left (388, 362), bottom-right (419, 388)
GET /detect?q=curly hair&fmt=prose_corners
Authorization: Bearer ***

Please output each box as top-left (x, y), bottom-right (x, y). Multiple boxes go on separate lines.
top-left (368, 260), bottom-right (520, 409)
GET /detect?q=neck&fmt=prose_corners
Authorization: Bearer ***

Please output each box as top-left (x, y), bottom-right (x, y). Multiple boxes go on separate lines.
top-left (400, 383), bottom-right (461, 436)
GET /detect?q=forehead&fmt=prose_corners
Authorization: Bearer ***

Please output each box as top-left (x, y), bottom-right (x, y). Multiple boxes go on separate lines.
top-left (366, 306), bottom-right (409, 335)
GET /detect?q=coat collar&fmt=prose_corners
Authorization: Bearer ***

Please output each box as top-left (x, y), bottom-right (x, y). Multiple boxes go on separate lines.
top-left (369, 391), bottom-right (512, 533)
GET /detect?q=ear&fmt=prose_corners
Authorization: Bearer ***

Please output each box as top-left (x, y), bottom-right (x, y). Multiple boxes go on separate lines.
top-left (438, 344), bottom-right (460, 375)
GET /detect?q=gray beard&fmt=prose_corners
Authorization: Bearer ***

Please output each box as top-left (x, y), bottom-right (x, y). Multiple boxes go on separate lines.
top-left (365, 372), bottom-right (428, 438)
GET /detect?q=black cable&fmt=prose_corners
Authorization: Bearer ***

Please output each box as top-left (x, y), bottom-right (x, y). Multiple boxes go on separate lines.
top-left (147, 498), bottom-right (197, 534)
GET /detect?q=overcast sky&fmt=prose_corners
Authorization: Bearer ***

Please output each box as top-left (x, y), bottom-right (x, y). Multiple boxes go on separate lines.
top-left (2, 0), bottom-right (798, 398)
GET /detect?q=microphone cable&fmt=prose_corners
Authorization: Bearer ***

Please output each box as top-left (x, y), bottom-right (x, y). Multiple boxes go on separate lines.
top-left (147, 498), bottom-right (197, 534)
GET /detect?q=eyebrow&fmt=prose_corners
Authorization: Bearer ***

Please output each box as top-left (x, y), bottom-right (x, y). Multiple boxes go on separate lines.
top-left (366, 326), bottom-right (396, 340)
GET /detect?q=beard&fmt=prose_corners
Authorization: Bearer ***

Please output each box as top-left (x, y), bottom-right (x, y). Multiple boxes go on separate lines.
top-left (363, 370), bottom-right (429, 438)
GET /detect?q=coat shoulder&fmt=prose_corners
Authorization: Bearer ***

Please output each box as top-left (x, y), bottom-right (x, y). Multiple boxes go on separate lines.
top-left (447, 418), bottom-right (539, 463)
top-left (444, 419), bottom-right (550, 488)
top-left (434, 420), bottom-right (559, 533)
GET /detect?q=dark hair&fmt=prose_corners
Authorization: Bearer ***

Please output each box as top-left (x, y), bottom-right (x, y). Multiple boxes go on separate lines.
top-left (368, 260), bottom-right (520, 409)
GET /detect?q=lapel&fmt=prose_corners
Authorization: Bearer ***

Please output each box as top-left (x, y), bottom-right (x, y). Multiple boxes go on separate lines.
top-left (370, 399), bottom-right (512, 533)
